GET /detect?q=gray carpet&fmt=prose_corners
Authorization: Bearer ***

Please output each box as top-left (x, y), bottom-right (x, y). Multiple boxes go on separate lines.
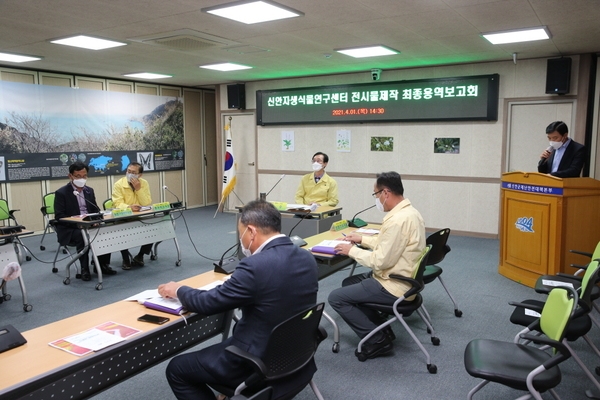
top-left (2, 206), bottom-right (599, 399)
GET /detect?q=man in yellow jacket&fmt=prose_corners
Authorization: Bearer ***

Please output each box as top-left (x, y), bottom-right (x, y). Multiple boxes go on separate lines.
top-left (112, 161), bottom-right (154, 269)
top-left (295, 152), bottom-right (339, 207)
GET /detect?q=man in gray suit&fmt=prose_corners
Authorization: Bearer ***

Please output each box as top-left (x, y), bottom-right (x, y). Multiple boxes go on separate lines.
top-left (159, 200), bottom-right (319, 400)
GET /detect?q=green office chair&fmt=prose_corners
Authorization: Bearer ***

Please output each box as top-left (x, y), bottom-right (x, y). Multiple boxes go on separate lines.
top-left (40, 192), bottom-right (56, 251)
top-left (0, 198), bottom-right (31, 262)
top-left (464, 286), bottom-right (578, 400)
top-left (102, 198), bottom-right (113, 211)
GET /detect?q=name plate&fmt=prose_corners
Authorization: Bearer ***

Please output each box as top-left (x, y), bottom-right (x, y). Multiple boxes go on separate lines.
top-left (152, 202), bottom-right (171, 211)
top-left (330, 219), bottom-right (349, 231)
top-left (270, 201), bottom-right (287, 211)
top-left (112, 208), bottom-right (133, 218)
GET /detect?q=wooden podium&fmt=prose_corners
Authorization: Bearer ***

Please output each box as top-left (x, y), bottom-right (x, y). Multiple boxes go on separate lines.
top-left (498, 172), bottom-right (600, 287)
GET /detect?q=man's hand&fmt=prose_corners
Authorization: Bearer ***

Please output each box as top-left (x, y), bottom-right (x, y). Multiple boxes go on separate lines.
top-left (130, 204), bottom-right (142, 212)
top-left (334, 242), bottom-right (354, 256)
top-left (540, 149), bottom-right (552, 159)
top-left (158, 281), bottom-right (180, 299)
top-left (130, 176), bottom-right (142, 191)
top-left (343, 233), bottom-right (362, 244)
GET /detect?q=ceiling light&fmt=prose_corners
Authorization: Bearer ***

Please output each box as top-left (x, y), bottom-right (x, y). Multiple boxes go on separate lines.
top-left (200, 63), bottom-right (252, 71)
top-left (123, 72), bottom-right (172, 80)
top-left (50, 35), bottom-right (127, 50)
top-left (336, 45), bottom-right (399, 58)
top-left (0, 52), bottom-right (42, 63)
top-left (202, 0), bottom-right (303, 24)
top-left (482, 27), bottom-right (550, 45)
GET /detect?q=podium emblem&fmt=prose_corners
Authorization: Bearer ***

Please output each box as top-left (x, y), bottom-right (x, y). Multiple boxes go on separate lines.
top-left (515, 217), bottom-right (534, 233)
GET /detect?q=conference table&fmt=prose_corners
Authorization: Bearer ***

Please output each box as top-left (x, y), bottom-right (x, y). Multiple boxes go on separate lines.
top-left (0, 271), bottom-right (233, 400)
top-left (59, 206), bottom-right (184, 290)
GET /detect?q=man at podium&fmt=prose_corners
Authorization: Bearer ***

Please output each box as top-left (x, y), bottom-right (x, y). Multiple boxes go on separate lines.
top-left (538, 121), bottom-right (585, 178)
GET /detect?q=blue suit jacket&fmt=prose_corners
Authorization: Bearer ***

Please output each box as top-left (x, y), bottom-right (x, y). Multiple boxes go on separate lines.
top-left (538, 139), bottom-right (585, 178)
top-left (54, 182), bottom-right (101, 246)
top-left (177, 236), bottom-right (319, 396)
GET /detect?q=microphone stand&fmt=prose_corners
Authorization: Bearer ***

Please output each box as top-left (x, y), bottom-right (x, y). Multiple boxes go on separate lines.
top-left (288, 204), bottom-right (317, 246)
top-left (260, 174), bottom-right (286, 200)
top-left (213, 242), bottom-right (240, 274)
top-left (348, 204), bottom-right (375, 228)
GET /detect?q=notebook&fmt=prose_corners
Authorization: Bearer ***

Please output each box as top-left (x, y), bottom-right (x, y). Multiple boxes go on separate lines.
top-left (311, 240), bottom-right (345, 255)
top-left (143, 297), bottom-right (185, 315)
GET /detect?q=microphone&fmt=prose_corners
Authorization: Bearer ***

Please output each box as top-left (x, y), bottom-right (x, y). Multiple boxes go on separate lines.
top-left (538, 145), bottom-right (554, 166)
top-left (73, 190), bottom-right (103, 221)
top-left (260, 174), bottom-right (286, 200)
top-left (163, 185), bottom-right (183, 208)
top-left (213, 242), bottom-right (240, 275)
top-left (288, 203), bottom-right (318, 247)
top-left (348, 204), bottom-right (375, 228)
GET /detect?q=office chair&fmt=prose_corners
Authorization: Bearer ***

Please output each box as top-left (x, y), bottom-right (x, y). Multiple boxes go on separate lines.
top-left (231, 387), bottom-right (273, 400)
top-left (465, 286), bottom-right (578, 400)
top-left (357, 245), bottom-right (439, 373)
top-left (0, 199), bottom-right (31, 263)
top-left (39, 192), bottom-right (56, 251)
top-left (49, 219), bottom-right (82, 283)
top-left (210, 303), bottom-right (327, 400)
top-left (102, 198), bottom-right (113, 211)
top-left (509, 259), bottom-right (600, 394)
top-left (423, 228), bottom-right (462, 317)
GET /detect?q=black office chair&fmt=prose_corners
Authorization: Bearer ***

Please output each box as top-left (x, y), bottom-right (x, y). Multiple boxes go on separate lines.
top-left (357, 245), bottom-right (439, 373)
top-left (49, 219), bottom-right (82, 283)
top-left (0, 199), bottom-right (31, 262)
top-left (39, 192), bottom-right (56, 251)
top-left (465, 286), bottom-right (578, 400)
top-left (509, 259), bottom-right (600, 394)
top-left (210, 303), bottom-right (327, 400)
top-left (423, 228), bottom-right (462, 317)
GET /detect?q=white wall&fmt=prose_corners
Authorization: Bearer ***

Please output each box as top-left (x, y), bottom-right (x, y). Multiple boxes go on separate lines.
top-left (219, 56), bottom-right (587, 237)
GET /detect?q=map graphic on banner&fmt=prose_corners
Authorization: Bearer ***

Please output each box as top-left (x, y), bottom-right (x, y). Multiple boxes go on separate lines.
top-left (0, 80), bottom-right (184, 182)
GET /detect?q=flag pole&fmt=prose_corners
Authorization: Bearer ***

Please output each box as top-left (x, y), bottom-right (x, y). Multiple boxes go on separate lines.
top-left (214, 117), bottom-right (236, 218)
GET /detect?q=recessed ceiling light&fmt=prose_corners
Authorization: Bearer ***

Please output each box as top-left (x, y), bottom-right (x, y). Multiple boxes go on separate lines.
top-left (482, 27), bottom-right (550, 45)
top-left (0, 52), bottom-right (42, 63)
top-left (50, 35), bottom-right (127, 50)
top-left (202, 0), bottom-right (303, 24)
top-left (123, 72), bottom-right (172, 80)
top-left (200, 63), bottom-right (252, 71)
top-left (336, 45), bottom-right (399, 58)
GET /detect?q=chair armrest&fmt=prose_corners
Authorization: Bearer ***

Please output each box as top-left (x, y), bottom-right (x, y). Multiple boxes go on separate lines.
top-left (317, 325), bottom-right (328, 343)
top-left (40, 206), bottom-right (48, 214)
top-left (508, 301), bottom-right (543, 312)
top-left (520, 332), bottom-right (569, 356)
top-left (570, 249), bottom-right (592, 258)
top-left (225, 345), bottom-right (268, 376)
top-left (389, 274), bottom-right (422, 297)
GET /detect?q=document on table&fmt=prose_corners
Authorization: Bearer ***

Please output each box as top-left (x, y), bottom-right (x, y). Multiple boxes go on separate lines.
top-left (286, 204), bottom-right (312, 211)
top-left (49, 321), bottom-right (141, 356)
top-left (310, 240), bottom-right (346, 255)
top-left (541, 279), bottom-right (574, 288)
top-left (354, 228), bottom-right (379, 235)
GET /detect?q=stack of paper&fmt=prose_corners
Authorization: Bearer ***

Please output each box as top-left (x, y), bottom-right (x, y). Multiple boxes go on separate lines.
top-left (311, 240), bottom-right (345, 255)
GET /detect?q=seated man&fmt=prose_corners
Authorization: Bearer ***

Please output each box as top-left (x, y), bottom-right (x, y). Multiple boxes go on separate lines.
top-left (295, 152), bottom-right (339, 207)
top-left (158, 200), bottom-right (319, 400)
top-left (112, 161), bottom-right (154, 269)
top-left (54, 161), bottom-right (114, 281)
top-left (328, 171), bottom-right (425, 360)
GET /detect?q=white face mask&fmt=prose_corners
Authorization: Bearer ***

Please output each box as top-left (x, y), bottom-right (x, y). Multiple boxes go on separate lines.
top-left (312, 162), bottom-right (323, 172)
top-left (126, 173), bottom-right (139, 182)
top-left (549, 141), bottom-right (563, 150)
top-left (239, 227), bottom-right (253, 257)
top-left (375, 196), bottom-right (386, 212)
top-left (72, 178), bottom-right (87, 188)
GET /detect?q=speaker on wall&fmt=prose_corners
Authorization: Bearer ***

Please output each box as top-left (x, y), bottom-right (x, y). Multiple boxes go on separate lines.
top-left (545, 57), bottom-right (571, 95)
top-left (227, 83), bottom-right (246, 109)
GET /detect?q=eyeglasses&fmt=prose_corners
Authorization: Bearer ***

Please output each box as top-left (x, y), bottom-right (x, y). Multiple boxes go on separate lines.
top-left (371, 189), bottom-right (384, 198)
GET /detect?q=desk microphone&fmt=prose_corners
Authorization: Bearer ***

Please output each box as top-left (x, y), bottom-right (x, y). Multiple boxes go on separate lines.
top-left (538, 145), bottom-right (554, 166)
top-left (72, 190), bottom-right (103, 221)
top-left (288, 203), bottom-right (318, 247)
top-left (261, 174), bottom-right (286, 200)
top-left (213, 242), bottom-right (240, 274)
top-left (163, 186), bottom-right (183, 208)
top-left (348, 204), bottom-right (375, 228)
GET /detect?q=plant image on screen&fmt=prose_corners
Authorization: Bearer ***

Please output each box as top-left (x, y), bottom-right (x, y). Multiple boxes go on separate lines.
top-left (371, 136), bottom-right (393, 151)
top-left (434, 137), bottom-right (460, 154)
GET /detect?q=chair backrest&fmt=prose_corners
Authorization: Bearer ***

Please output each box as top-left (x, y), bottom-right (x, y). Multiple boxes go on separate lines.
top-left (539, 286), bottom-right (578, 342)
top-left (103, 198), bottom-right (113, 210)
top-left (42, 192), bottom-right (56, 215)
top-left (0, 199), bottom-right (11, 222)
top-left (578, 259), bottom-right (600, 308)
top-left (412, 244), bottom-right (433, 284)
top-left (425, 228), bottom-right (451, 265)
top-left (261, 302), bottom-right (325, 379)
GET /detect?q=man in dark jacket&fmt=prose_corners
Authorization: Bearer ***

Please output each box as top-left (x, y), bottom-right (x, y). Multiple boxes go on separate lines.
top-left (54, 161), bottom-right (114, 281)
top-left (538, 120), bottom-right (585, 178)
top-left (159, 200), bottom-right (319, 400)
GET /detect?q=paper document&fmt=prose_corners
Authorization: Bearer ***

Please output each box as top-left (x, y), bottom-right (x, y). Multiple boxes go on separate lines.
top-left (524, 308), bottom-right (541, 318)
top-left (49, 321), bottom-right (141, 356)
top-left (355, 228), bottom-right (379, 235)
top-left (286, 204), bottom-right (311, 210)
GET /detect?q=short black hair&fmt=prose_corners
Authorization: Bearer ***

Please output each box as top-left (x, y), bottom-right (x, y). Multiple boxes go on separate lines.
top-left (376, 171), bottom-right (404, 196)
top-left (69, 161), bottom-right (89, 175)
top-left (546, 121), bottom-right (568, 136)
top-left (312, 152), bottom-right (329, 163)
top-left (240, 200), bottom-right (281, 234)
top-left (127, 161), bottom-right (144, 174)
